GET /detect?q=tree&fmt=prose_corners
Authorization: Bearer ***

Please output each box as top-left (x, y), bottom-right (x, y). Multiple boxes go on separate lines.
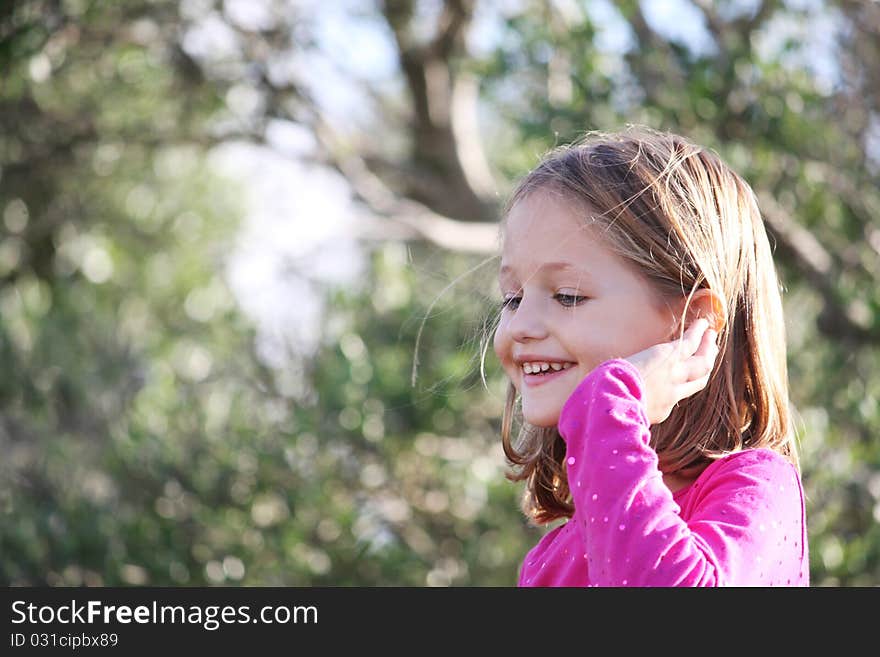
top-left (2, 0), bottom-right (878, 586)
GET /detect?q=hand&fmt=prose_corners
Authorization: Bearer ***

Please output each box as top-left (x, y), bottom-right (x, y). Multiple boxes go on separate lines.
top-left (623, 318), bottom-right (719, 425)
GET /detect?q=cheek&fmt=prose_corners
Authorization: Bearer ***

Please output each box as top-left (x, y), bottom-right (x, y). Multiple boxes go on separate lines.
top-left (617, 306), bottom-right (675, 354)
top-left (568, 304), bottom-right (669, 361)
top-left (492, 319), bottom-right (507, 361)
top-left (558, 317), bottom-right (611, 363)
top-left (493, 321), bottom-right (520, 379)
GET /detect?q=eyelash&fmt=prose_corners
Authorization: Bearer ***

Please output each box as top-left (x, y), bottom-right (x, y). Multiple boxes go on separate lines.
top-left (500, 293), bottom-right (588, 310)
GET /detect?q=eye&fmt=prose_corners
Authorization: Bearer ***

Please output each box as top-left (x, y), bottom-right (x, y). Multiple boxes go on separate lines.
top-left (555, 293), bottom-right (588, 307)
top-left (501, 295), bottom-right (521, 310)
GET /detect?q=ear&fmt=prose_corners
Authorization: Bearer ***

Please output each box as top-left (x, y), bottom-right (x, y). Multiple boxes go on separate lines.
top-left (681, 288), bottom-right (726, 333)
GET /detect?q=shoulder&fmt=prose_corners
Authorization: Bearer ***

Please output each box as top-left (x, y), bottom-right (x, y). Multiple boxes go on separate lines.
top-left (703, 447), bottom-right (799, 483)
top-left (688, 447), bottom-right (803, 508)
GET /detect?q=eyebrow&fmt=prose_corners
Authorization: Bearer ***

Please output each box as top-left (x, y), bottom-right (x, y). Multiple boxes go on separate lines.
top-left (499, 261), bottom-right (592, 279)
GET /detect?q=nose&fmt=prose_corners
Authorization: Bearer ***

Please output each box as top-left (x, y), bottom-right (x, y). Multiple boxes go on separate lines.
top-left (506, 296), bottom-right (549, 342)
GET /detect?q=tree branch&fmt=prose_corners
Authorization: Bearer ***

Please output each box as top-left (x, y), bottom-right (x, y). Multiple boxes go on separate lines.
top-left (758, 191), bottom-right (877, 344)
top-left (613, 0), bottom-right (686, 104)
top-left (325, 129), bottom-right (499, 254)
top-left (379, 0), bottom-right (497, 222)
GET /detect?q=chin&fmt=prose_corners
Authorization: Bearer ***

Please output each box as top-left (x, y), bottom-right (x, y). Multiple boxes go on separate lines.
top-left (522, 407), bottom-right (561, 428)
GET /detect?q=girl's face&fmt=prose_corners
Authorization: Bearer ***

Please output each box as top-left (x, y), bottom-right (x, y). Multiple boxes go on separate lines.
top-left (493, 190), bottom-right (683, 427)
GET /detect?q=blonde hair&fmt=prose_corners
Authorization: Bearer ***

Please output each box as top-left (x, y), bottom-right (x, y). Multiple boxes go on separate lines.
top-left (498, 126), bottom-right (797, 525)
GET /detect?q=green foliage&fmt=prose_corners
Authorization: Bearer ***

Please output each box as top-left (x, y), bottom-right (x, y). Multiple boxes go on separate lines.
top-left (2, 0), bottom-right (879, 587)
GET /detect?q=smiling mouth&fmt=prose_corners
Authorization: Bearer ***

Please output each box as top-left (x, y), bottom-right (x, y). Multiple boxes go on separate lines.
top-left (521, 361), bottom-right (575, 375)
top-left (520, 362), bottom-right (576, 388)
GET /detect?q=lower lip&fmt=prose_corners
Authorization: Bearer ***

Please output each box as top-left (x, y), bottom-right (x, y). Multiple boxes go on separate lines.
top-left (522, 367), bottom-right (574, 387)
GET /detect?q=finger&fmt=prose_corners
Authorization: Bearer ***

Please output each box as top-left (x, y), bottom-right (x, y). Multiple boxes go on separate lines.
top-left (676, 372), bottom-right (712, 400)
top-left (676, 318), bottom-right (709, 357)
top-left (694, 327), bottom-right (717, 356)
top-left (684, 329), bottom-right (718, 381)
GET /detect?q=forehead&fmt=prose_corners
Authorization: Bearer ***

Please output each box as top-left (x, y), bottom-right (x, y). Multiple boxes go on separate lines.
top-left (499, 259), bottom-right (590, 282)
top-left (499, 191), bottom-right (604, 275)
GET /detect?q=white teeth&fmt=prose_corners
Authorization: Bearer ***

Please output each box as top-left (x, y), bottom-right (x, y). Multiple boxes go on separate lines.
top-left (521, 361), bottom-right (575, 374)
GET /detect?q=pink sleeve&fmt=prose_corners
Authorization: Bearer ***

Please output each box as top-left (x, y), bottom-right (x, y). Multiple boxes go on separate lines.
top-left (558, 359), bottom-right (808, 587)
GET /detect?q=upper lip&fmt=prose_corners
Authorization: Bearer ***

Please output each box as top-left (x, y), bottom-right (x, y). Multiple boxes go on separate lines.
top-left (513, 354), bottom-right (577, 365)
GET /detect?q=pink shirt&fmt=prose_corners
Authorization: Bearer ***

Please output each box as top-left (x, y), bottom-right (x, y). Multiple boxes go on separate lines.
top-left (518, 359), bottom-right (809, 587)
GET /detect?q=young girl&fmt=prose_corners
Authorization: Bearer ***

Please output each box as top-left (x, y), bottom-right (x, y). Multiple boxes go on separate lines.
top-left (493, 127), bottom-right (809, 586)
